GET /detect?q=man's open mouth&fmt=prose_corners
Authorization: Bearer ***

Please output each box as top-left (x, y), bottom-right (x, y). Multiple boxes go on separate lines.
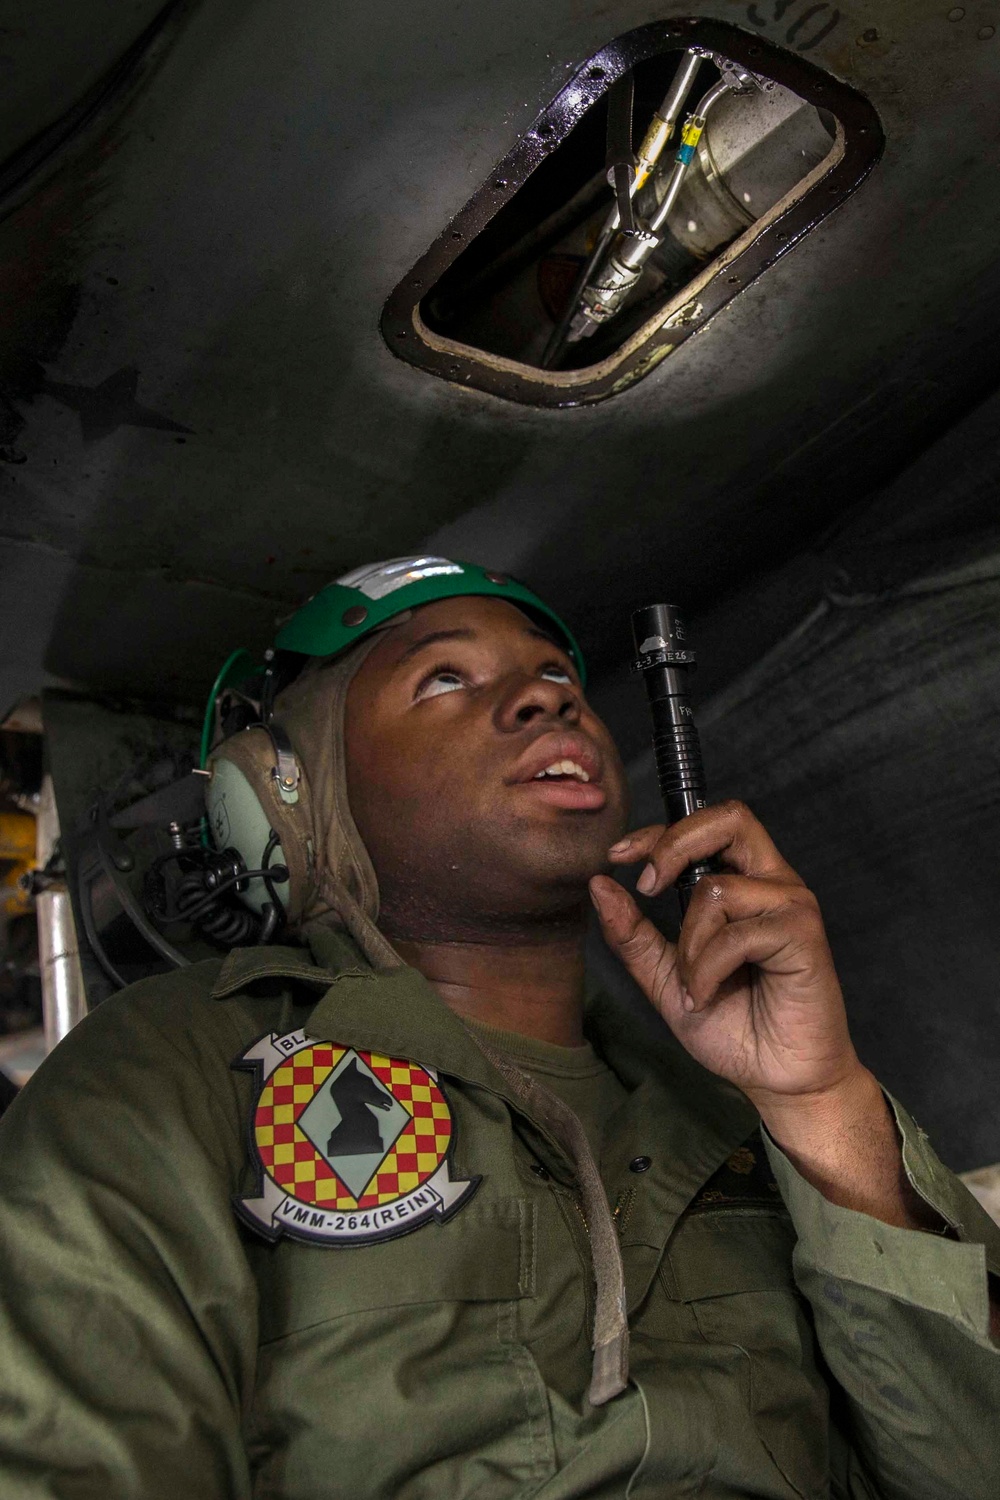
top-left (508, 735), bottom-right (607, 811)
top-left (532, 759), bottom-right (591, 783)
top-left (510, 733), bottom-right (602, 787)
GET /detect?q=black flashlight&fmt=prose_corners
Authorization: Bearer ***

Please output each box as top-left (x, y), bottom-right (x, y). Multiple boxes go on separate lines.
top-left (631, 603), bottom-right (719, 917)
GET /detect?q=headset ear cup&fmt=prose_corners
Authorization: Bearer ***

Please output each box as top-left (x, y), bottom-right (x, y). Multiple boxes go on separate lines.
top-left (206, 727), bottom-right (314, 925)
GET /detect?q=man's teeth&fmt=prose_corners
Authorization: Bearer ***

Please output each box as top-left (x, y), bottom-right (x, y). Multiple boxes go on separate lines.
top-left (533, 760), bottom-right (590, 782)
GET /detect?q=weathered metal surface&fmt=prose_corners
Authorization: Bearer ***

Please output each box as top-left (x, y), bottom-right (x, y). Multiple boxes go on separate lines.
top-left (0, 0), bottom-right (177, 167)
top-left (36, 885), bottom-right (87, 1052)
top-left (3, 0), bottom-right (999, 1164)
top-left (382, 18), bottom-right (883, 405)
top-left (1, 0), bottom-right (999, 712)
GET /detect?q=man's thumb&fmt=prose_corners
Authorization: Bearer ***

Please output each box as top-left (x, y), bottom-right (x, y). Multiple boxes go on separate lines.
top-left (589, 875), bottom-right (677, 1002)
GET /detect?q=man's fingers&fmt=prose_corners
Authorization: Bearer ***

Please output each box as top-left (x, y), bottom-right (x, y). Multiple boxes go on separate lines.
top-left (589, 875), bottom-right (679, 1010)
top-left (677, 870), bottom-right (828, 1011)
top-left (609, 801), bottom-right (800, 896)
top-left (683, 912), bottom-right (823, 1010)
top-left (607, 825), bottom-right (665, 862)
top-left (678, 872), bottom-right (816, 981)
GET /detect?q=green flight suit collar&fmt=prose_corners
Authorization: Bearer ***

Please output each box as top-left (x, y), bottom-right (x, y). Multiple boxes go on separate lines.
top-left (212, 932), bottom-right (577, 1176)
top-left (217, 929), bottom-right (624, 1108)
top-left (211, 929), bottom-right (759, 1294)
top-left (211, 925), bottom-right (377, 994)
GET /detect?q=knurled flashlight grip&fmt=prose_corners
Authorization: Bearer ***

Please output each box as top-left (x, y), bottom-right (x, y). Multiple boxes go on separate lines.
top-left (632, 603), bottom-right (720, 917)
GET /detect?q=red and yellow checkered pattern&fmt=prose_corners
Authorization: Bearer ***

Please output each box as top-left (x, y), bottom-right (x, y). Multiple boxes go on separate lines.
top-left (253, 1044), bottom-right (452, 1211)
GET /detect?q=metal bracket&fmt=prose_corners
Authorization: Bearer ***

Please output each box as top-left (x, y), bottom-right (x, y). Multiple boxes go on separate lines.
top-left (267, 722), bottom-right (301, 804)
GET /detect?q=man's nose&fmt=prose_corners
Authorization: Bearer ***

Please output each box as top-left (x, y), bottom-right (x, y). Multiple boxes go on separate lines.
top-left (494, 673), bottom-right (581, 732)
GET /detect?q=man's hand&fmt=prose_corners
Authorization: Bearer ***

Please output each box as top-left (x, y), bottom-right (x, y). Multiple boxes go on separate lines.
top-left (589, 800), bottom-right (859, 1107)
top-left (589, 801), bottom-right (943, 1234)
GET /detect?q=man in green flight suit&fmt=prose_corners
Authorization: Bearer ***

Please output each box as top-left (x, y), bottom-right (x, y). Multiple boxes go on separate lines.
top-left (0, 555), bottom-right (997, 1499)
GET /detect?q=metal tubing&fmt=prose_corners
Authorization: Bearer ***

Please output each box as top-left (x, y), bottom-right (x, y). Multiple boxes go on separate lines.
top-left (633, 48), bottom-right (703, 194)
top-left (37, 886), bottom-right (88, 1052)
top-left (648, 78), bottom-right (733, 235)
top-left (541, 49), bottom-right (702, 368)
top-left (645, 157), bottom-right (688, 238)
top-left (564, 76), bottom-right (734, 343)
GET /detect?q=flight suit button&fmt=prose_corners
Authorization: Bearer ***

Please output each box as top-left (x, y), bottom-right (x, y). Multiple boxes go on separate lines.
top-left (629, 1155), bottom-right (652, 1173)
top-left (530, 1163), bottom-right (550, 1179)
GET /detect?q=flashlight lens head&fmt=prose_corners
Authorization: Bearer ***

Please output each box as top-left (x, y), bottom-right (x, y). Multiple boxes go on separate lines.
top-left (631, 602), bottom-right (686, 658)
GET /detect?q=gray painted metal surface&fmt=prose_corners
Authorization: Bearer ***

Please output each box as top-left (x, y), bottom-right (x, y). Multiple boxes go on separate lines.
top-left (3, 0), bottom-right (999, 1165)
top-left (2, 0), bottom-right (999, 711)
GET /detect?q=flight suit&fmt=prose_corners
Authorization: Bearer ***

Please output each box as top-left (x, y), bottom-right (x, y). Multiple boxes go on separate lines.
top-left (0, 925), bottom-right (997, 1499)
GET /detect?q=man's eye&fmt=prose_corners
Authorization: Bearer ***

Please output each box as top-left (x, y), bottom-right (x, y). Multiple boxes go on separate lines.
top-left (540, 665), bottom-right (572, 684)
top-left (415, 670), bottom-right (466, 700)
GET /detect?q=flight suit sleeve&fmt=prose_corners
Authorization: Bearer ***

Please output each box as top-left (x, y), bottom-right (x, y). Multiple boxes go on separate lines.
top-left (0, 975), bottom-right (259, 1499)
top-left (763, 1093), bottom-right (1000, 1500)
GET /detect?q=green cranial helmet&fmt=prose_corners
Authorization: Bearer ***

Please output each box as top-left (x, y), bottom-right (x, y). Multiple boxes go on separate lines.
top-left (201, 556), bottom-right (585, 766)
top-left (274, 556), bottom-right (586, 678)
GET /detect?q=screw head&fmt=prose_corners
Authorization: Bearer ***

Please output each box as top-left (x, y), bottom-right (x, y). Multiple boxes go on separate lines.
top-left (342, 605), bottom-right (368, 627)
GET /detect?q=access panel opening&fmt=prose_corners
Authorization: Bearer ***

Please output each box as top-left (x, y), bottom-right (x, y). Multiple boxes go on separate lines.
top-left (382, 19), bottom-right (883, 407)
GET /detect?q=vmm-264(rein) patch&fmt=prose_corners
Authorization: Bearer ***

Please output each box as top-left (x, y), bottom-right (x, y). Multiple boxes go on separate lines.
top-left (233, 1029), bottom-right (480, 1246)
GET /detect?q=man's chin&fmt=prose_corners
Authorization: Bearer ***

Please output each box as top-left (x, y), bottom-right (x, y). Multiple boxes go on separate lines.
top-left (500, 814), bottom-right (624, 894)
top-left (375, 820), bottom-right (624, 942)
